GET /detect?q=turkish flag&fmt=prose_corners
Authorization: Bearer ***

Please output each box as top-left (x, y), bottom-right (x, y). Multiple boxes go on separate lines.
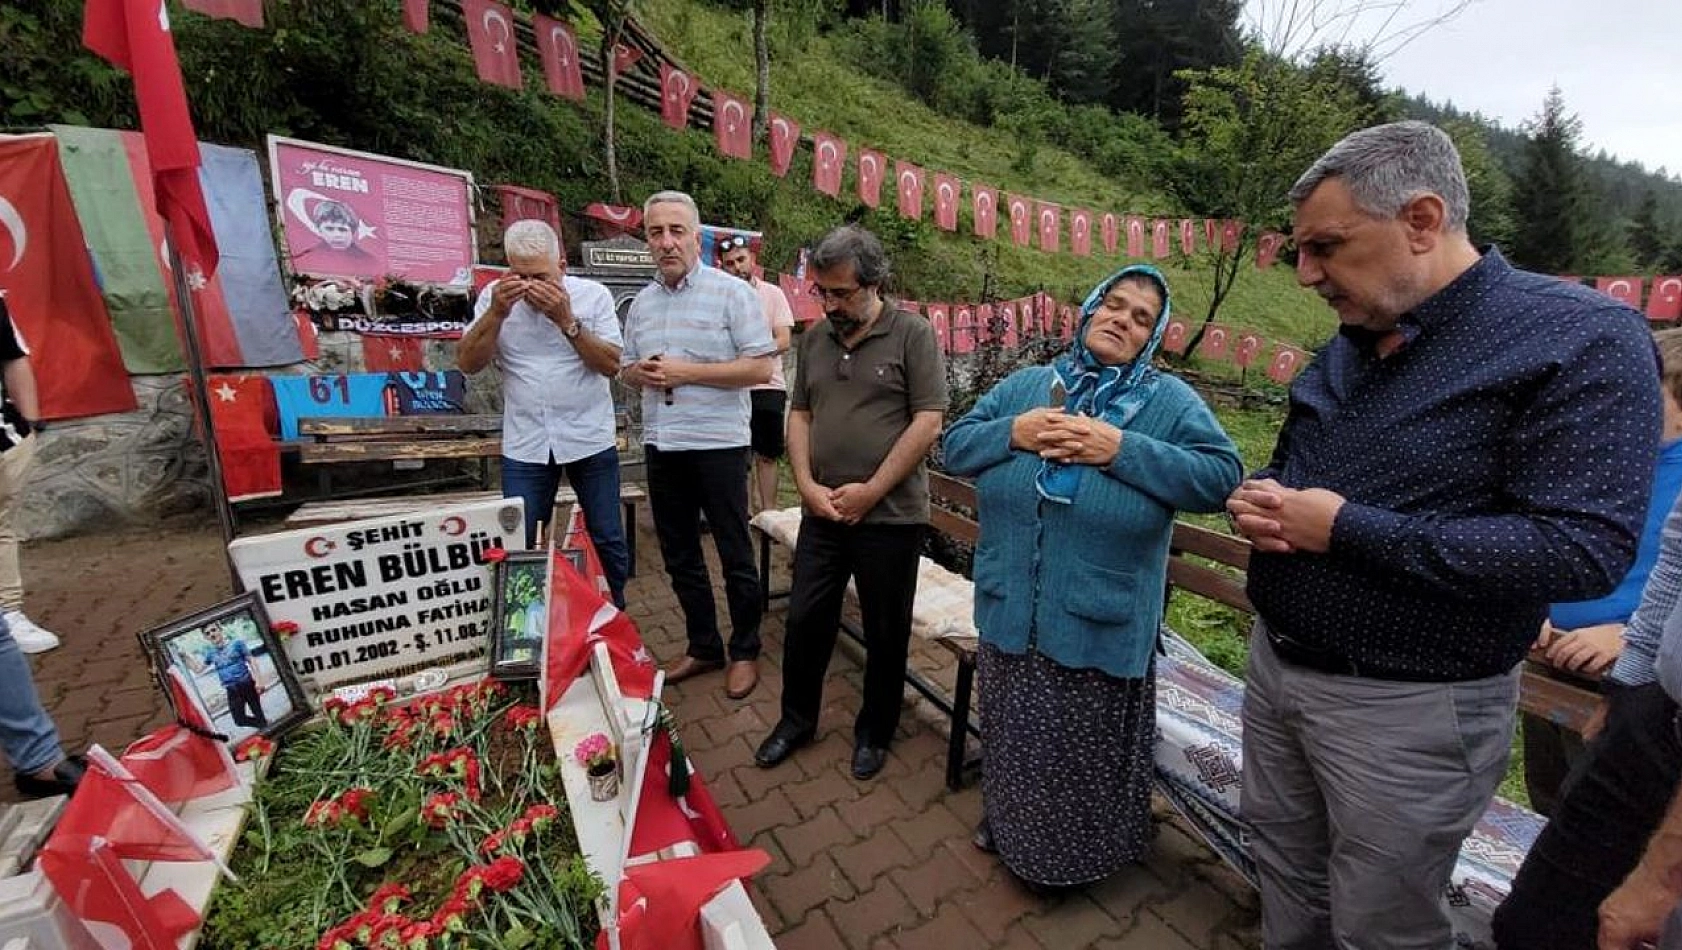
top-left (897, 300), bottom-right (922, 316)
top-left (630, 730), bottom-right (742, 857)
top-left (535, 15), bottom-right (585, 100)
top-left (181, 0), bottom-right (262, 27)
top-left (611, 851), bottom-right (770, 950)
top-left (612, 42), bottom-right (643, 75)
top-left (402, 0), bottom-right (428, 33)
top-left (712, 89), bottom-right (752, 159)
top-left (926, 304), bottom-right (950, 353)
top-left (972, 185), bottom-right (998, 239)
top-left (201, 374), bottom-right (280, 501)
top-left (1648, 277), bottom-right (1682, 322)
top-left (463, 0), bottom-right (522, 89)
top-left (857, 149), bottom-right (885, 208)
top-left (811, 131), bottom-right (846, 198)
top-left (1180, 219), bottom-right (1196, 256)
top-left (1100, 212), bottom-right (1119, 255)
top-left (1221, 219), bottom-right (1243, 253)
top-left (1007, 195), bottom-right (1031, 247)
top-left (84, 0), bottom-right (220, 277)
top-left (932, 173), bottom-right (959, 231)
top-left (496, 184), bottom-right (562, 235)
top-left (998, 302), bottom-right (1019, 349)
top-left (1198, 324), bottom-right (1232, 361)
top-left (584, 203), bottom-right (642, 235)
top-left (1268, 345), bottom-right (1308, 384)
top-left (1059, 305), bottom-right (1077, 341)
top-left (543, 513), bottom-right (657, 711)
top-left (121, 724), bottom-right (240, 806)
top-left (974, 304), bottom-right (993, 345)
top-left (38, 834), bottom-right (201, 949)
top-left (0, 136), bottom-right (136, 419)
top-left (895, 161), bottom-right (924, 220)
top-left (1256, 231), bottom-right (1285, 269)
top-left (1596, 276), bottom-right (1643, 309)
top-left (1161, 318), bottom-right (1190, 355)
top-left (1204, 218), bottom-right (1218, 249)
top-left (1152, 219), bottom-right (1171, 259)
top-left (362, 335), bottom-right (425, 372)
top-left (293, 310), bottom-right (319, 360)
top-left (779, 274), bottom-right (823, 325)
top-left (1036, 203), bottom-right (1061, 254)
top-left (1069, 209), bottom-right (1092, 257)
top-left (1038, 293), bottom-right (1056, 335)
top-left (54, 747), bottom-right (221, 864)
top-left (951, 305), bottom-right (975, 355)
top-left (659, 65), bottom-right (698, 129)
top-left (768, 113), bottom-right (800, 178)
top-left (1125, 216), bottom-right (1145, 258)
top-left (1233, 331), bottom-right (1264, 368)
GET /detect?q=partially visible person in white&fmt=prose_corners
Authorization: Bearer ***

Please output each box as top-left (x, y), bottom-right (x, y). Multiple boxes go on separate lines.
top-left (717, 236), bottom-right (795, 514)
top-left (0, 295), bottom-right (56, 653)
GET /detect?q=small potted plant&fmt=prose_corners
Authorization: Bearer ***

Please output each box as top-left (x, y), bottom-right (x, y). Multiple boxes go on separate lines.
top-left (575, 732), bottom-right (619, 802)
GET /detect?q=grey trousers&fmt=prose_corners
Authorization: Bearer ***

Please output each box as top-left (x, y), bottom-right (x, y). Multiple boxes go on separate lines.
top-left (1241, 628), bottom-right (1518, 950)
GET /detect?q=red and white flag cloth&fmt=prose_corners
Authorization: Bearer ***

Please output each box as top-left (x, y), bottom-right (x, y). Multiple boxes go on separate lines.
top-left (1203, 218), bottom-right (1218, 250)
top-left (38, 834), bottom-right (202, 949)
top-left (1059, 305), bottom-right (1077, 340)
top-left (1180, 218), bottom-right (1197, 256)
top-left (810, 131), bottom-right (846, 198)
top-left (1036, 202), bottom-right (1061, 254)
top-left (932, 173), bottom-right (959, 231)
top-left (857, 149), bottom-right (885, 208)
top-left (1006, 195), bottom-right (1031, 248)
top-left (1268, 345), bottom-right (1309, 384)
top-left (768, 113), bottom-right (800, 178)
top-left (660, 65), bottom-right (699, 130)
top-left (926, 304), bottom-right (950, 353)
top-left (1100, 212), bottom-right (1119, 255)
top-left (51, 746), bottom-right (226, 866)
top-left (1256, 230), bottom-right (1286, 269)
top-left (463, 0), bottom-right (522, 89)
top-left (973, 303), bottom-right (993, 346)
top-left (778, 273), bottom-right (823, 325)
top-left (584, 203), bottom-right (643, 235)
top-left (608, 850), bottom-right (771, 950)
top-left (1069, 208), bottom-right (1093, 257)
top-left (629, 729), bottom-right (743, 857)
top-left (895, 161), bottom-right (924, 220)
top-left (180, 0), bottom-right (262, 27)
top-left (202, 374), bottom-right (281, 501)
top-left (84, 0), bottom-right (220, 277)
top-left (612, 42), bottom-right (643, 75)
top-left (1038, 293), bottom-right (1056, 336)
top-left (121, 666), bottom-right (241, 804)
top-left (1233, 331), bottom-right (1265, 368)
top-left (712, 89), bottom-right (752, 159)
top-left (1198, 324), bottom-right (1233, 362)
top-left (402, 0), bottom-right (429, 33)
top-left (543, 508), bottom-right (656, 711)
top-left (1221, 219), bottom-right (1243, 253)
top-left (972, 184), bottom-right (998, 239)
top-left (1596, 276), bottom-right (1644, 309)
top-left (951, 305), bottom-right (975, 355)
top-left (362, 335), bottom-right (426, 372)
top-left (1648, 277), bottom-right (1682, 322)
top-left (1151, 219), bottom-right (1171, 259)
top-left (997, 301), bottom-right (1019, 348)
top-left (1161, 318), bottom-right (1191, 355)
top-left (495, 183), bottom-right (562, 234)
top-left (1124, 215), bottom-right (1146, 258)
top-left (535, 15), bottom-right (586, 100)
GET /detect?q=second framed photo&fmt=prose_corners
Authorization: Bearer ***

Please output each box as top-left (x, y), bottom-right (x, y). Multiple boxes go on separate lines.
top-left (139, 593), bottom-right (310, 745)
top-left (488, 550), bottom-right (551, 681)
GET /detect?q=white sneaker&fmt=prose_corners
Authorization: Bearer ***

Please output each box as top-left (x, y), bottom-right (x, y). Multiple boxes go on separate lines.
top-left (5, 610), bottom-right (59, 654)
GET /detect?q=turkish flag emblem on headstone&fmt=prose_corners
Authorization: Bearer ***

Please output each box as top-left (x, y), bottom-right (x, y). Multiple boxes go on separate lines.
top-left (1152, 219), bottom-right (1171, 259)
top-left (769, 113), bottom-right (800, 178)
top-left (926, 303), bottom-right (951, 353)
top-left (1596, 276), bottom-right (1644, 309)
top-left (1180, 219), bottom-right (1196, 256)
top-left (972, 185), bottom-right (998, 239)
top-left (660, 65), bottom-right (698, 130)
top-left (464, 0), bottom-right (522, 89)
top-left (811, 131), bottom-right (846, 197)
top-left (1256, 231), bottom-right (1285, 269)
top-left (535, 15), bottom-right (585, 101)
top-left (1101, 212), bottom-right (1119, 255)
top-left (1007, 195), bottom-right (1031, 247)
top-left (713, 89), bottom-right (752, 159)
top-left (857, 149), bottom-right (885, 208)
top-left (1198, 324), bottom-right (1232, 361)
top-left (1161, 318), bottom-right (1190, 355)
top-left (895, 161), bottom-right (925, 220)
top-left (933, 173), bottom-right (959, 231)
top-left (1268, 345), bottom-right (1309, 384)
top-left (1070, 208), bottom-right (1093, 257)
top-left (1648, 277), bottom-right (1682, 322)
top-left (1037, 202), bottom-right (1061, 254)
top-left (1125, 216), bottom-right (1146, 258)
top-left (1233, 331), bottom-right (1264, 368)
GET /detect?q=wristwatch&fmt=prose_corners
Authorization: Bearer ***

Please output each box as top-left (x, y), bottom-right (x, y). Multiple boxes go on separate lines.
top-left (563, 322), bottom-right (581, 340)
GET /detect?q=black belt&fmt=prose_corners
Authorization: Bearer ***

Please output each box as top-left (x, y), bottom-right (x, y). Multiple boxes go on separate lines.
top-left (1264, 627), bottom-right (1473, 684)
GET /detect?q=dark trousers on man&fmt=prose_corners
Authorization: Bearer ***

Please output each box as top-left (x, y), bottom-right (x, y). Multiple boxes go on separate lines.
top-left (646, 446), bottom-right (763, 663)
top-left (501, 448), bottom-right (630, 608)
top-left (1493, 682), bottom-right (1682, 950)
top-left (225, 679), bottom-right (266, 729)
top-left (780, 516), bottom-right (924, 749)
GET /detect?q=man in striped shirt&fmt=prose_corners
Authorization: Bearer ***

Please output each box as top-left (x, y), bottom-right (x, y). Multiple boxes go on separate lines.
top-left (621, 191), bottom-right (778, 700)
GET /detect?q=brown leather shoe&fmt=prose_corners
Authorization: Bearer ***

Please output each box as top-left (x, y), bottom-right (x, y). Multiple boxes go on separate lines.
top-left (664, 656), bottom-right (723, 685)
top-left (726, 660), bottom-right (759, 699)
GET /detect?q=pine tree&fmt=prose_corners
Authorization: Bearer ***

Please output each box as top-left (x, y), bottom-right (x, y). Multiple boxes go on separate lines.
top-left (1107, 0), bottom-right (1243, 127)
top-left (1509, 87), bottom-right (1590, 274)
top-left (1630, 191), bottom-right (1667, 269)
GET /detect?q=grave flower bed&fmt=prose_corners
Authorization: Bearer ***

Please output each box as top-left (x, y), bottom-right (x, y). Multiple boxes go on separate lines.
top-left (201, 680), bottom-right (602, 950)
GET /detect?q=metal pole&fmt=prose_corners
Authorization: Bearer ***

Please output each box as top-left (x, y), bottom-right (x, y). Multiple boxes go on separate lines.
top-left (164, 223), bottom-right (243, 593)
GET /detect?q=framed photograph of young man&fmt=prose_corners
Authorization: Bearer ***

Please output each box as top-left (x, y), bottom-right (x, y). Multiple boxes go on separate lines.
top-left (140, 593), bottom-right (310, 744)
top-left (488, 550), bottom-right (557, 681)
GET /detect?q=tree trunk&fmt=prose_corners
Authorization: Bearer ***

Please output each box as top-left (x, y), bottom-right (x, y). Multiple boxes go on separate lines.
top-left (751, 0), bottom-right (770, 144)
top-left (602, 30), bottom-right (623, 204)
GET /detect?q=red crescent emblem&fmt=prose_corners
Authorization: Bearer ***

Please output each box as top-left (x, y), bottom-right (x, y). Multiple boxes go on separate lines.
top-left (304, 536), bottom-right (335, 558)
top-left (440, 516), bottom-right (466, 536)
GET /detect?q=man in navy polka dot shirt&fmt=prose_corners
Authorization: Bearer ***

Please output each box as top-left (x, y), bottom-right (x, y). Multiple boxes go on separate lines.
top-left (1227, 121), bottom-right (1663, 950)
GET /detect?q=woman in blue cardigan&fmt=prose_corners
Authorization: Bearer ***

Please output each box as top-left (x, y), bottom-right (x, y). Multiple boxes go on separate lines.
top-left (942, 264), bottom-right (1242, 890)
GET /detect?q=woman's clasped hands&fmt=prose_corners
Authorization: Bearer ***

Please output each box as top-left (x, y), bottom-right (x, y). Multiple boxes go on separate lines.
top-left (1010, 408), bottom-right (1122, 466)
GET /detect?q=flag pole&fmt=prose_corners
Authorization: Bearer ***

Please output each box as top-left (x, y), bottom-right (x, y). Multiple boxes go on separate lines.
top-left (164, 223), bottom-right (243, 592)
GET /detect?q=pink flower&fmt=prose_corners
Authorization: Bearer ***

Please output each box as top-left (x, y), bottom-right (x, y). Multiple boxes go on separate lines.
top-left (574, 732), bottom-right (615, 770)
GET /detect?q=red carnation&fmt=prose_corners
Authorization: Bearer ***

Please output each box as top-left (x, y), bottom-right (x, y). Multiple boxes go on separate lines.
top-left (233, 735), bottom-right (275, 762)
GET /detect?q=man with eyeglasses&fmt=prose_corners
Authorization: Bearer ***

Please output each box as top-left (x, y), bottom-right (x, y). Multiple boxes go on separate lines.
top-left (753, 225), bottom-right (948, 781)
top-left (621, 192), bottom-right (778, 700)
top-left (717, 235), bottom-right (795, 515)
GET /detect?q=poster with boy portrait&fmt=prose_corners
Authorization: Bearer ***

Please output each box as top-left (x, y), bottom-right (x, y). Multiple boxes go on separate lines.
top-left (140, 593), bottom-right (309, 745)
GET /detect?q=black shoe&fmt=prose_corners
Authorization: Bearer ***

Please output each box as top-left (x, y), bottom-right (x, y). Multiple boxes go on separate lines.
top-left (972, 819), bottom-right (997, 854)
top-left (14, 753), bottom-right (86, 800)
top-left (754, 721), bottom-right (814, 768)
top-left (851, 744), bottom-right (888, 780)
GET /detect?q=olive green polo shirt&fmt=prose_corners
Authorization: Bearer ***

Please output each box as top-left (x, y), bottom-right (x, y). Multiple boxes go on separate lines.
top-left (791, 303), bottom-right (949, 524)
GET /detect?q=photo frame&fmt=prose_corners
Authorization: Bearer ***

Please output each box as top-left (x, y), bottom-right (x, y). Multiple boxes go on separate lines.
top-left (488, 550), bottom-right (553, 681)
top-left (138, 593), bottom-right (310, 745)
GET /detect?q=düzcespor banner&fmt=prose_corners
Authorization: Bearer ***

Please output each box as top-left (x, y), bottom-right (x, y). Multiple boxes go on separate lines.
top-left (268, 136), bottom-right (476, 286)
top-left (229, 499), bottom-right (520, 690)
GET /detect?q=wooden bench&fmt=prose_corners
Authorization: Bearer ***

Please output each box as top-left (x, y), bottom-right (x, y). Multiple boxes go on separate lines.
top-left (295, 414), bottom-right (502, 500)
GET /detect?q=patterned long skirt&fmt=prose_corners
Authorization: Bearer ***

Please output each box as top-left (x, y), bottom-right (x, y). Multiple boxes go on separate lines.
top-left (976, 642), bottom-right (1156, 887)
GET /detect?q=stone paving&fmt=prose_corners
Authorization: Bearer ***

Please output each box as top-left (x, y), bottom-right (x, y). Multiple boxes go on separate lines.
top-left (5, 507), bottom-right (1259, 949)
